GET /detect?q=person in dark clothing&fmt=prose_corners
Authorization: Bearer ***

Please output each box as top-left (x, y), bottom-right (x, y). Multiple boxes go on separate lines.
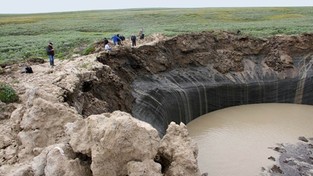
top-left (103, 38), bottom-right (109, 46)
top-left (46, 42), bottom-right (54, 67)
top-left (140, 33), bottom-right (144, 40)
top-left (120, 35), bottom-right (125, 41)
top-left (131, 35), bottom-right (136, 47)
top-left (139, 28), bottom-right (144, 40)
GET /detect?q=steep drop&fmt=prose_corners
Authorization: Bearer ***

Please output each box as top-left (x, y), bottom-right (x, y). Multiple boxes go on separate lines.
top-left (74, 31), bottom-right (313, 135)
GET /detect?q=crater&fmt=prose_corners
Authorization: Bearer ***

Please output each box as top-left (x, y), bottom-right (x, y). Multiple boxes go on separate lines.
top-left (65, 31), bottom-right (313, 135)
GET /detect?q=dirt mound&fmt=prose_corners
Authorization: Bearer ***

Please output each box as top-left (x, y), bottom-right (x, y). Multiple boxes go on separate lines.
top-left (97, 31), bottom-right (313, 74)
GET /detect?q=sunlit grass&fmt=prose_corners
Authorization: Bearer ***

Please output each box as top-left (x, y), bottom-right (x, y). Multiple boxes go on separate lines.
top-left (268, 14), bottom-right (304, 20)
top-left (0, 17), bottom-right (38, 25)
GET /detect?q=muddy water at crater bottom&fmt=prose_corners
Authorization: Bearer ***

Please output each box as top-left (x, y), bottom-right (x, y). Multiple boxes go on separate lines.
top-left (187, 103), bottom-right (313, 175)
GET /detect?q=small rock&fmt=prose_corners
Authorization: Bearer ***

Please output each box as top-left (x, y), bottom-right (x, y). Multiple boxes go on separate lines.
top-left (5, 68), bottom-right (12, 73)
top-left (72, 54), bottom-right (81, 58)
top-left (32, 147), bottom-right (43, 156)
top-left (298, 136), bottom-right (309, 142)
top-left (271, 165), bottom-right (283, 174)
top-left (272, 146), bottom-right (286, 153)
top-left (268, 156), bottom-right (276, 161)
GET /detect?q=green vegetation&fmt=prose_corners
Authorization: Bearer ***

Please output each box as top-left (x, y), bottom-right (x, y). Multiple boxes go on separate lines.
top-left (82, 43), bottom-right (96, 55)
top-left (0, 82), bottom-right (19, 103)
top-left (0, 7), bottom-right (313, 64)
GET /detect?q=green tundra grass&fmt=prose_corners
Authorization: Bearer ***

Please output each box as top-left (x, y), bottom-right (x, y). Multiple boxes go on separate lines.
top-left (0, 7), bottom-right (313, 64)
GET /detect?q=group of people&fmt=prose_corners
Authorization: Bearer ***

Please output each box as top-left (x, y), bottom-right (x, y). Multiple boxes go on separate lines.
top-left (130, 28), bottom-right (145, 47)
top-left (104, 28), bottom-right (145, 52)
top-left (45, 28), bottom-right (145, 65)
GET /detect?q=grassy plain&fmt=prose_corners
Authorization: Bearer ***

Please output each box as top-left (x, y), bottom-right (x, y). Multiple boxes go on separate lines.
top-left (0, 7), bottom-right (313, 64)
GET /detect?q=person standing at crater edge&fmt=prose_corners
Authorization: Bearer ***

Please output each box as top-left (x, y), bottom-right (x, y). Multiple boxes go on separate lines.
top-left (139, 28), bottom-right (144, 40)
top-left (46, 42), bottom-right (55, 67)
top-left (131, 34), bottom-right (136, 47)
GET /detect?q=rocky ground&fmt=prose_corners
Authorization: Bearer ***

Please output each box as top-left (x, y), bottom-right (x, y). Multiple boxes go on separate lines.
top-left (0, 41), bottom-right (201, 175)
top-left (0, 31), bottom-right (313, 175)
top-left (0, 56), bottom-right (202, 175)
top-left (261, 137), bottom-right (313, 176)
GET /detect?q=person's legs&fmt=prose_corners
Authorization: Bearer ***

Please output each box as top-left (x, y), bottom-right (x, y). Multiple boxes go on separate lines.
top-left (48, 55), bottom-right (54, 66)
top-left (51, 55), bottom-right (54, 66)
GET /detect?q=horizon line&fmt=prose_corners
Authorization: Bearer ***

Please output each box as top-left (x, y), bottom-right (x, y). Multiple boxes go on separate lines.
top-left (1, 5), bottom-right (312, 15)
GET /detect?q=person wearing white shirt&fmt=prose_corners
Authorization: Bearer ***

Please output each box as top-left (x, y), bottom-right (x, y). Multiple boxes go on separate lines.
top-left (104, 43), bottom-right (112, 51)
top-left (104, 43), bottom-right (112, 57)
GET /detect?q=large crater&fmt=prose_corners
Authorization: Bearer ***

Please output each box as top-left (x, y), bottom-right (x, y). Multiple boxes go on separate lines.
top-left (66, 31), bottom-right (313, 135)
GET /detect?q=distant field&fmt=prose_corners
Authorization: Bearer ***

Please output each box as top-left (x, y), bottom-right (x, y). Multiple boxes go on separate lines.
top-left (0, 7), bottom-right (313, 64)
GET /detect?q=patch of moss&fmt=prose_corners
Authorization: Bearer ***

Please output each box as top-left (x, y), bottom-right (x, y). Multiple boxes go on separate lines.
top-left (0, 82), bottom-right (19, 103)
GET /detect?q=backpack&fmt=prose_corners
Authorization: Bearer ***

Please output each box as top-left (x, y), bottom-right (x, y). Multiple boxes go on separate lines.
top-left (25, 66), bottom-right (33, 73)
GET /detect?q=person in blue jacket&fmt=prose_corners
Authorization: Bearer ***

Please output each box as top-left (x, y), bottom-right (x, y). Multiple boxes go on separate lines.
top-left (111, 34), bottom-right (121, 46)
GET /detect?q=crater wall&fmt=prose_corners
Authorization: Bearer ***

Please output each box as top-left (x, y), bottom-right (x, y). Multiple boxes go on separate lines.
top-left (132, 57), bottom-right (313, 135)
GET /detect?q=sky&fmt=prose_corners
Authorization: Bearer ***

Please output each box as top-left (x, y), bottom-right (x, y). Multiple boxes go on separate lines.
top-left (0, 0), bottom-right (313, 14)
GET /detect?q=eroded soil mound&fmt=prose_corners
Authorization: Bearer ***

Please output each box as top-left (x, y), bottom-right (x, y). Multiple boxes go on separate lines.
top-left (97, 31), bottom-right (313, 74)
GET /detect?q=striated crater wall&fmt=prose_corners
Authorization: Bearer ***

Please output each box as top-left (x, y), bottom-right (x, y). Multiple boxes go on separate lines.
top-left (132, 59), bottom-right (313, 135)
